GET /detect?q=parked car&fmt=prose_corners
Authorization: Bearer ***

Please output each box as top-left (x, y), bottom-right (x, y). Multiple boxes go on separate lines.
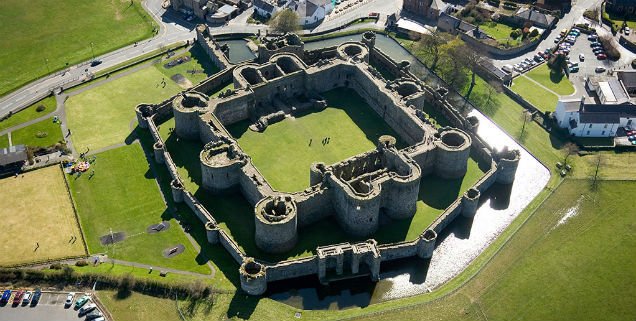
top-left (13, 290), bottom-right (24, 305)
top-left (0, 290), bottom-right (11, 303)
top-left (22, 291), bottom-right (32, 305)
top-left (569, 66), bottom-right (579, 73)
top-left (595, 66), bottom-right (607, 72)
top-left (502, 64), bottom-right (513, 73)
top-left (85, 309), bottom-right (103, 321)
top-left (579, 53), bottom-right (585, 61)
top-left (92, 318), bottom-right (105, 321)
top-left (65, 292), bottom-right (75, 307)
top-left (626, 27), bottom-right (631, 35)
top-left (30, 288), bottom-right (42, 306)
top-left (80, 303), bottom-right (97, 316)
top-left (588, 34), bottom-right (598, 41)
top-left (74, 295), bottom-right (90, 309)
top-left (90, 60), bottom-right (102, 67)
top-left (554, 36), bottom-right (562, 43)
top-left (591, 42), bottom-right (602, 48)
top-left (593, 48), bottom-right (605, 54)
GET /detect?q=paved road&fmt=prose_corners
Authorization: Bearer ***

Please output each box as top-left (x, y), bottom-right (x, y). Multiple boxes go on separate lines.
top-left (0, 292), bottom-right (84, 321)
top-left (0, 0), bottom-right (195, 119)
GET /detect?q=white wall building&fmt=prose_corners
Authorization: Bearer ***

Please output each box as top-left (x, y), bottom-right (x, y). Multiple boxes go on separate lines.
top-left (253, 0), bottom-right (333, 26)
top-left (554, 98), bottom-right (636, 137)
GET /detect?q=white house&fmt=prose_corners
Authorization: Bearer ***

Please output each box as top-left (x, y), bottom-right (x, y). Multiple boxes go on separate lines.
top-left (253, 0), bottom-right (278, 18)
top-left (292, 0), bottom-right (333, 26)
top-left (554, 98), bottom-right (636, 137)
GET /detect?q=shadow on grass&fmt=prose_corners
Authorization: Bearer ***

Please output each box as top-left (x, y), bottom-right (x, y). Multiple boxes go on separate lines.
top-left (227, 294), bottom-right (259, 319)
top-left (549, 70), bottom-right (566, 83)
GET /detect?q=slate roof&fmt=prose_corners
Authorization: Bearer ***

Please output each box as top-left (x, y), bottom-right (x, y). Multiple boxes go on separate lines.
top-left (254, 0), bottom-right (275, 12)
top-left (516, 8), bottom-right (555, 26)
top-left (617, 71), bottom-right (636, 89)
top-left (0, 144), bottom-right (27, 167)
top-left (579, 112), bottom-right (620, 124)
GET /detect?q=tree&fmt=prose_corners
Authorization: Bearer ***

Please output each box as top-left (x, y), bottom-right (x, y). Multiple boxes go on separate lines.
top-left (529, 28), bottom-right (539, 38)
top-left (599, 35), bottom-right (621, 60)
top-left (414, 30), bottom-right (448, 71)
top-left (519, 110), bottom-right (532, 142)
top-left (548, 53), bottom-right (568, 76)
top-left (437, 37), bottom-right (470, 90)
top-left (270, 9), bottom-right (300, 34)
top-left (561, 142), bottom-right (579, 166)
top-left (461, 43), bottom-right (490, 100)
top-left (589, 153), bottom-right (605, 190)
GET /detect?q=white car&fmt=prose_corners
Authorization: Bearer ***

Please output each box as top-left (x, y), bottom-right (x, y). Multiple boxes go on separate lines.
top-left (579, 53), bottom-right (585, 61)
top-left (626, 27), bottom-right (631, 35)
top-left (22, 291), bottom-right (32, 304)
top-left (64, 292), bottom-right (75, 306)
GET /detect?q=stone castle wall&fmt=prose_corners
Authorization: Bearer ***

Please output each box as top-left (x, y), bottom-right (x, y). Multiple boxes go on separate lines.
top-left (138, 30), bottom-right (521, 295)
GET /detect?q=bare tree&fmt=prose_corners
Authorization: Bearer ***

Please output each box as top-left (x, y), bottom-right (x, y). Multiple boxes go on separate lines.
top-left (461, 43), bottom-right (489, 99)
top-left (561, 142), bottom-right (579, 166)
top-left (519, 110), bottom-right (532, 141)
top-left (270, 9), bottom-right (300, 34)
top-left (589, 153), bottom-right (605, 190)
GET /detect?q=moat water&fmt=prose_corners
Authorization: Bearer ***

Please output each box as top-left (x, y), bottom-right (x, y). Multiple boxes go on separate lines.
top-left (267, 34), bottom-right (551, 309)
top-left (218, 39), bottom-right (256, 64)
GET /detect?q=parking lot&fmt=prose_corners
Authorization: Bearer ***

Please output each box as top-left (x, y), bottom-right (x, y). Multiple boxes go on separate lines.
top-left (0, 292), bottom-right (90, 321)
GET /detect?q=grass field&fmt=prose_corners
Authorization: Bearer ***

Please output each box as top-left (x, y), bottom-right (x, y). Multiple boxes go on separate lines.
top-left (478, 21), bottom-right (516, 41)
top-left (69, 144), bottom-right (209, 274)
top-left (66, 47), bottom-right (218, 152)
top-left (155, 45), bottom-right (221, 87)
top-left (525, 64), bottom-right (575, 96)
top-left (0, 134), bottom-right (8, 149)
top-left (511, 76), bottom-right (560, 112)
top-left (228, 88), bottom-right (406, 192)
top-left (158, 87), bottom-right (485, 261)
top-left (10, 117), bottom-right (63, 148)
top-left (0, 0), bottom-right (154, 96)
top-left (0, 96), bottom-right (56, 132)
top-left (0, 166), bottom-right (85, 266)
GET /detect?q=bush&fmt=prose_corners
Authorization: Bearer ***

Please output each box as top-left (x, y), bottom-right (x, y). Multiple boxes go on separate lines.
top-left (510, 29), bottom-right (522, 39)
top-left (599, 35), bottom-right (621, 60)
top-left (50, 263), bottom-right (64, 270)
top-left (35, 131), bottom-right (48, 138)
top-left (75, 260), bottom-right (89, 267)
top-left (529, 29), bottom-right (539, 37)
top-left (35, 105), bottom-right (46, 112)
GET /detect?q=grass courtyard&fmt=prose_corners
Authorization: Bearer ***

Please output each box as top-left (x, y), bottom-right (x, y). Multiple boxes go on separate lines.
top-left (228, 88), bottom-right (407, 192)
top-left (0, 0), bottom-right (154, 96)
top-left (0, 96), bottom-right (56, 132)
top-left (478, 21), bottom-right (516, 41)
top-left (66, 46), bottom-right (219, 152)
top-left (0, 166), bottom-right (85, 266)
top-left (69, 144), bottom-right (209, 274)
top-left (157, 87), bottom-right (485, 261)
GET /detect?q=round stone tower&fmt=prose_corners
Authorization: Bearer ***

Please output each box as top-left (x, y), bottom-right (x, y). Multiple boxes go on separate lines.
top-left (461, 187), bottom-right (481, 218)
top-left (153, 142), bottom-right (165, 164)
top-left (239, 258), bottom-right (267, 295)
top-left (200, 141), bottom-right (247, 192)
top-left (173, 91), bottom-right (209, 140)
top-left (379, 135), bottom-right (422, 220)
top-left (309, 162), bottom-right (326, 186)
top-left (496, 148), bottom-right (521, 185)
top-left (434, 128), bottom-right (472, 179)
top-left (336, 42), bottom-right (369, 63)
top-left (205, 222), bottom-right (219, 245)
top-left (135, 104), bottom-right (154, 129)
top-left (417, 229), bottom-right (437, 259)
top-left (254, 195), bottom-right (298, 253)
top-left (170, 179), bottom-right (184, 203)
top-left (361, 31), bottom-right (376, 50)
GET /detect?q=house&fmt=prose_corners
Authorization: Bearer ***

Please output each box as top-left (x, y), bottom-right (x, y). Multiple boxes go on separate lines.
top-left (586, 76), bottom-right (630, 105)
top-left (396, 18), bottom-right (432, 37)
top-left (292, 0), bottom-right (333, 26)
top-left (514, 7), bottom-right (556, 29)
top-left (208, 4), bottom-right (239, 23)
top-left (437, 11), bottom-right (476, 34)
top-left (617, 71), bottom-right (636, 96)
top-left (172, 0), bottom-right (215, 20)
top-left (606, 0), bottom-right (636, 14)
top-left (0, 145), bottom-right (27, 167)
top-left (403, 0), bottom-right (447, 20)
top-left (253, 0), bottom-right (278, 18)
top-left (554, 98), bottom-right (636, 137)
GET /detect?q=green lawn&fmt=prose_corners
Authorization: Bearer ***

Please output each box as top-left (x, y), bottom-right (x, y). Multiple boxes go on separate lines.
top-left (69, 144), bottom-right (210, 274)
top-left (0, 0), bottom-right (154, 97)
top-left (511, 76), bottom-right (560, 112)
top-left (228, 88), bottom-right (406, 192)
top-left (10, 117), bottom-right (63, 148)
top-left (66, 49), bottom-right (219, 152)
top-left (0, 96), bottom-right (56, 132)
top-left (66, 67), bottom-right (183, 152)
top-left (525, 64), bottom-right (575, 96)
top-left (0, 134), bottom-right (8, 149)
top-left (155, 44), bottom-right (221, 87)
top-left (478, 21), bottom-right (516, 41)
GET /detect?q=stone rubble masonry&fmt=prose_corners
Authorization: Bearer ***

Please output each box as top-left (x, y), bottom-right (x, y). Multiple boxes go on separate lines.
top-left (135, 29), bottom-right (522, 295)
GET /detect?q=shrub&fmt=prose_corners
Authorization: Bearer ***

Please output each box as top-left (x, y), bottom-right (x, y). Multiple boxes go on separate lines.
top-left (50, 263), bottom-right (63, 270)
top-left (510, 29), bottom-right (522, 39)
top-left (35, 105), bottom-right (46, 112)
top-left (35, 131), bottom-right (48, 138)
top-left (529, 29), bottom-right (539, 37)
top-left (599, 35), bottom-right (621, 60)
top-left (487, 0), bottom-right (500, 6)
top-left (75, 260), bottom-right (89, 267)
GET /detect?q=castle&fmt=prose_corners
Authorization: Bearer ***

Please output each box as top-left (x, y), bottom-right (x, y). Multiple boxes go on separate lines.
top-left (136, 29), bottom-right (520, 295)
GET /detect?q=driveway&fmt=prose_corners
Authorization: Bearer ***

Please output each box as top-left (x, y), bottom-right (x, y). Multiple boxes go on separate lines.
top-left (0, 292), bottom-right (87, 321)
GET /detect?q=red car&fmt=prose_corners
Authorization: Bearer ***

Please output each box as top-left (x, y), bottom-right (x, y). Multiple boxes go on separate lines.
top-left (13, 290), bottom-right (24, 305)
top-left (597, 54), bottom-right (607, 60)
